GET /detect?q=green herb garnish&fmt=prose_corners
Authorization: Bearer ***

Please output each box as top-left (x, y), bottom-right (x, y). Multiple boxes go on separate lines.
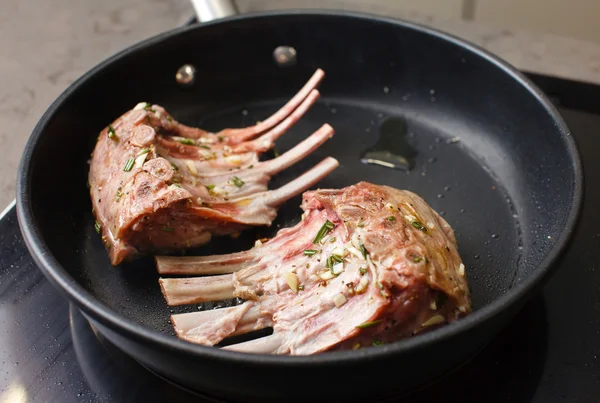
top-left (360, 243), bottom-right (367, 259)
top-left (178, 138), bottom-right (195, 145)
top-left (217, 135), bottom-right (225, 142)
top-left (94, 221), bottom-right (101, 234)
top-left (247, 165), bottom-right (254, 169)
top-left (326, 256), bottom-right (333, 271)
top-left (298, 284), bottom-right (305, 291)
top-left (199, 145), bottom-right (211, 150)
top-left (376, 281), bottom-right (383, 289)
top-left (136, 148), bottom-right (150, 156)
top-left (329, 237), bottom-right (337, 243)
top-left (357, 222), bottom-right (366, 228)
top-left (372, 339), bottom-right (385, 346)
top-left (107, 125), bottom-right (117, 139)
top-left (387, 216), bottom-right (395, 221)
top-left (356, 320), bottom-right (381, 329)
top-left (123, 158), bottom-right (135, 172)
top-left (115, 187), bottom-right (123, 202)
top-left (413, 256), bottom-right (424, 263)
top-left (331, 254), bottom-right (344, 264)
top-left (359, 267), bottom-right (367, 275)
top-left (231, 176), bottom-right (245, 188)
top-left (313, 220), bottom-right (335, 244)
top-left (171, 162), bottom-right (179, 171)
top-left (411, 221), bottom-right (428, 232)
top-left (304, 249), bottom-right (317, 256)
top-left (161, 226), bottom-right (174, 232)
top-left (273, 147), bottom-right (280, 158)
top-left (166, 115), bottom-right (173, 122)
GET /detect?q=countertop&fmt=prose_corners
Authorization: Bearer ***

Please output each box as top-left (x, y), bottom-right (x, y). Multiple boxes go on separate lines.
top-left (3, 0), bottom-right (600, 210)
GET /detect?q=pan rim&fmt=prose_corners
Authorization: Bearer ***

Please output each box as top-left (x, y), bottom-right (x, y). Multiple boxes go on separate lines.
top-left (17, 9), bottom-right (583, 367)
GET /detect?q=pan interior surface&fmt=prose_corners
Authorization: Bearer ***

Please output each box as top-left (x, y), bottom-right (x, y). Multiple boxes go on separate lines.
top-left (19, 12), bottom-right (579, 357)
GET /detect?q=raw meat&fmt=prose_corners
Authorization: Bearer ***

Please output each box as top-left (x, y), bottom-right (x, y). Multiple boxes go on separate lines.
top-left (158, 182), bottom-right (471, 355)
top-left (88, 69), bottom-right (338, 265)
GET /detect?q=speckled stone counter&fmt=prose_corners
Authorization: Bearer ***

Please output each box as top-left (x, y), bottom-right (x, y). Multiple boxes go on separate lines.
top-left (3, 0), bottom-right (600, 210)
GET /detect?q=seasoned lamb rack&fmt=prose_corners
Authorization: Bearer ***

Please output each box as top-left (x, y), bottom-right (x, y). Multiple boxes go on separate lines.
top-left (157, 182), bottom-right (472, 355)
top-left (89, 69), bottom-right (339, 265)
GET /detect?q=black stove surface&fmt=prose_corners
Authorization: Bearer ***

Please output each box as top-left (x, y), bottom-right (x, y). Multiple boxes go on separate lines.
top-left (2, 73), bottom-right (600, 403)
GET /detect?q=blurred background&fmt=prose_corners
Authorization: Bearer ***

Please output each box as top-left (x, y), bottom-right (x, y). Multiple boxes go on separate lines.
top-left (2, 0), bottom-right (600, 209)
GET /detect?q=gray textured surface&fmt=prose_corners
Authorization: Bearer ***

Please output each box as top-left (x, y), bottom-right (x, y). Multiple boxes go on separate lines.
top-left (0, 0), bottom-right (193, 209)
top-left (3, 0), bottom-right (600, 210)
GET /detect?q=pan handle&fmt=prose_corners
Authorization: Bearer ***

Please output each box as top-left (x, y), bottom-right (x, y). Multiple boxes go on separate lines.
top-left (190, 0), bottom-right (239, 23)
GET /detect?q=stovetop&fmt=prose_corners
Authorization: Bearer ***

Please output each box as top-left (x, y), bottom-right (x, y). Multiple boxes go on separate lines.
top-left (2, 70), bottom-right (600, 402)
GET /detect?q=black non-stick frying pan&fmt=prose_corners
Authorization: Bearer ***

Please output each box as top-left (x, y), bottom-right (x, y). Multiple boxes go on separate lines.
top-left (16, 5), bottom-right (582, 403)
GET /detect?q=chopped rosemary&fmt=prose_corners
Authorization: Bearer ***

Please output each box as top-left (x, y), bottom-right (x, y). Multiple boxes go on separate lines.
top-left (331, 254), bottom-right (344, 264)
top-left (231, 176), bottom-right (245, 188)
top-left (304, 249), bottom-right (317, 256)
top-left (217, 135), bottom-right (225, 142)
top-left (178, 138), bottom-right (195, 146)
top-left (171, 162), bottom-right (179, 171)
top-left (298, 284), bottom-right (305, 291)
top-left (107, 125), bottom-right (117, 139)
top-left (411, 221), bottom-right (428, 232)
top-left (94, 221), bottom-right (101, 234)
top-left (166, 115), bottom-right (173, 122)
top-left (172, 177), bottom-right (180, 183)
top-left (360, 243), bottom-right (367, 258)
top-left (199, 145), bottom-right (211, 150)
top-left (376, 281), bottom-right (383, 289)
top-left (413, 256), bottom-right (424, 263)
top-left (247, 165), bottom-right (254, 169)
top-left (387, 216), bottom-right (396, 221)
top-left (329, 236), bottom-right (337, 243)
top-left (359, 267), bottom-right (367, 275)
top-left (136, 148), bottom-right (150, 156)
top-left (115, 187), bottom-right (123, 202)
top-left (313, 220), bottom-right (335, 244)
top-left (206, 184), bottom-right (216, 190)
top-left (356, 320), bottom-right (381, 329)
top-left (326, 256), bottom-right (333, 271)
top-left (161, 226), bottom-right (174, 232)
top-left (123, 158), bottom-right (135, 172)
top-left (357, 222), bottom-right (366, 228)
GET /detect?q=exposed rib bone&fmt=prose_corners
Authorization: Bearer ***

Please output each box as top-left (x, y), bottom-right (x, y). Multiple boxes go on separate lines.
top-left (258, 123), bottom-right (335, 176)
top-left (231, 89), bottom-right (320, 153)
top-left (222, 69), bottom-right (325, 142)
top-left (156, 251), bottom-right (257, 275)
top-left (264, 157), bottom-right (339, 207)
top-left (159, 274), bottom-right (234, 306)
top-left (222, 333), bottom-right (284, 354)
top-left (171, 303), bottom-right (267, 339)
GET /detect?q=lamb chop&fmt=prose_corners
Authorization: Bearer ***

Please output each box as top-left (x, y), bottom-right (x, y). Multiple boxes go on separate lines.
top-left (89, 69), bottom-right (339, 265)
top-left (157, 182), bottom-right (472, 355)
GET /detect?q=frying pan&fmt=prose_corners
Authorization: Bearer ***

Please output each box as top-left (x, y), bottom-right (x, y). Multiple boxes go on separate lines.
top-left (16, 3), bottom-right (582, 402)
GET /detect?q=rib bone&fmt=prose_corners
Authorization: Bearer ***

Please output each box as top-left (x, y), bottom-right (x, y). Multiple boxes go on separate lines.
top-left (156, 250), bottom-right (257, 275)
top-left (219, 69), bottom-right (325, 142)
top-left (159, 274), bottom-right (234, 306)
top-left (222, 333), bottom-right (284, 354)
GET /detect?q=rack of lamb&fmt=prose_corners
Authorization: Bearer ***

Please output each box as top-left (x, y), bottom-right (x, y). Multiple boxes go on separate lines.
top-left (88, 69), bottom-right (338, 265)
top-left (157, 182), bottom-right (472, 355)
